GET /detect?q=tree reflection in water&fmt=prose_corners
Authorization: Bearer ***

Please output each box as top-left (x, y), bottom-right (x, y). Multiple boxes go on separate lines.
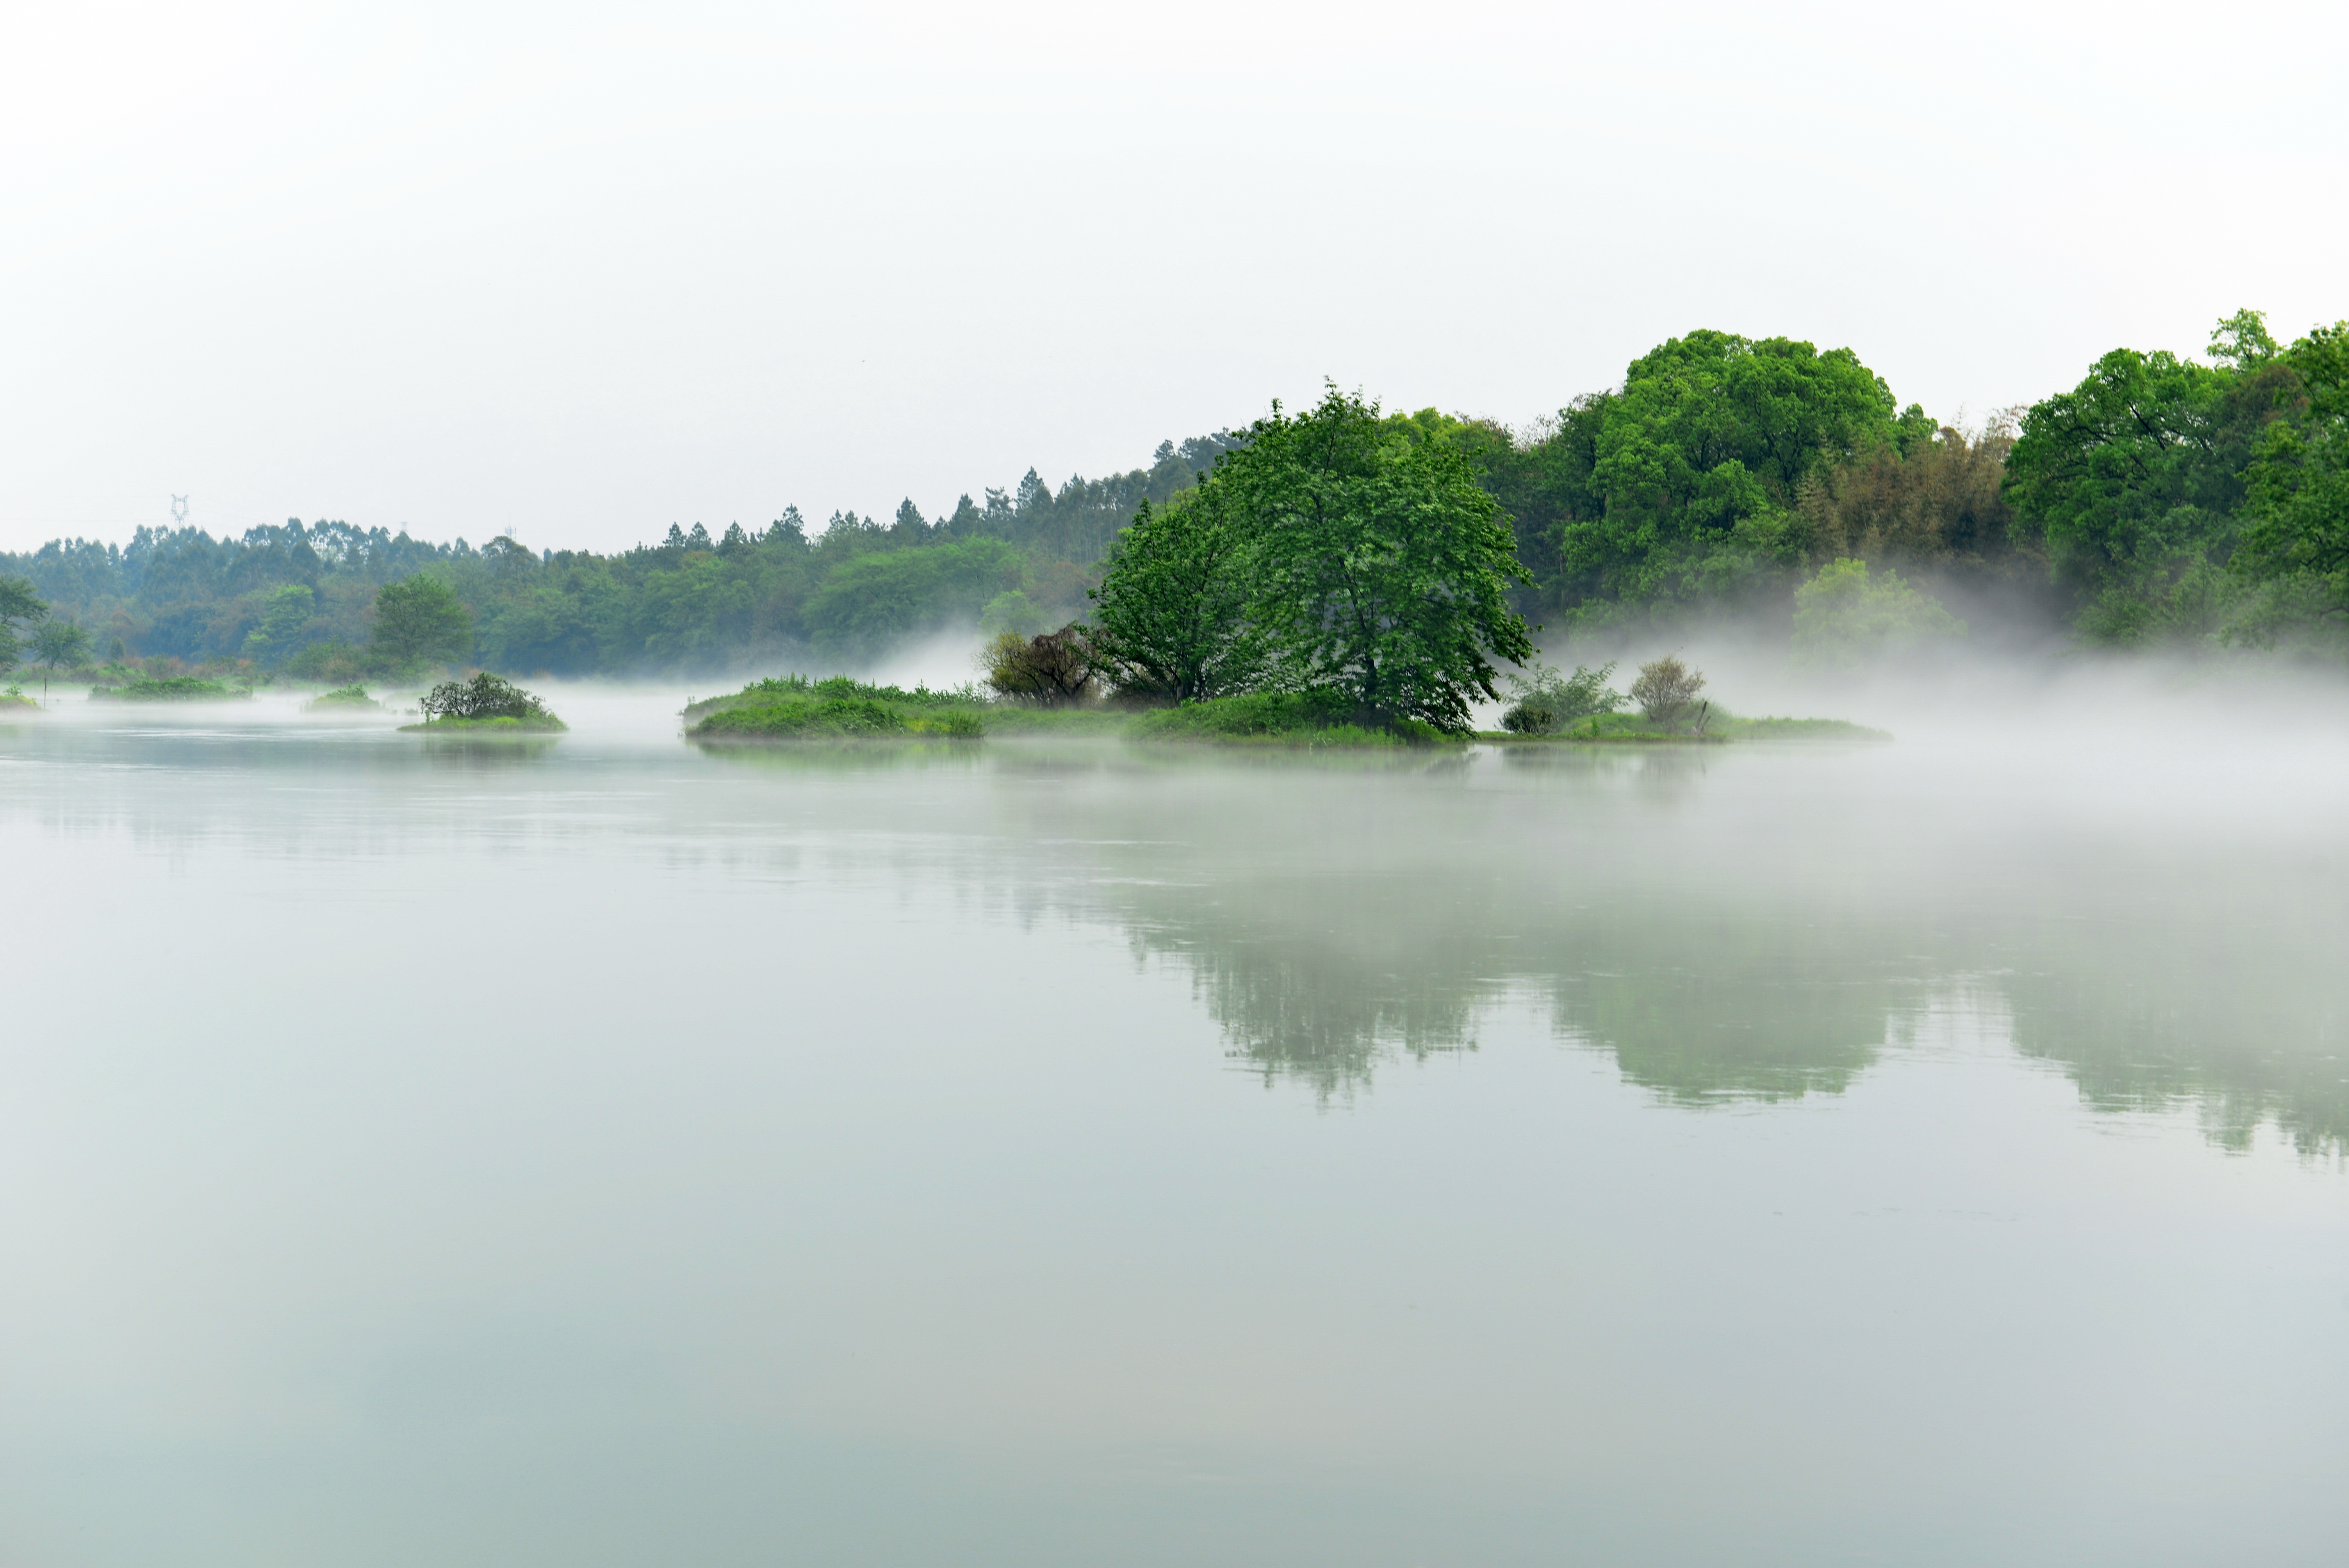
top-left (1016, 742), bottom-right (2347, 1150)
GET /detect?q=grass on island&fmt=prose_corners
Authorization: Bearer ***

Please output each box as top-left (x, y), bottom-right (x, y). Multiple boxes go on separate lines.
top-left (89, 676), bottom-right (250, 702)
top-left (687, 675), bottom-right (993, 740)
top-left (305, 684), bottom-right (383, 711)
top-left (683, 677), bottom-right (1449, 746)
top-left (1126, 691), bottom-right (1454, 747)
top-left (400, 713), bottom-right (569, 733)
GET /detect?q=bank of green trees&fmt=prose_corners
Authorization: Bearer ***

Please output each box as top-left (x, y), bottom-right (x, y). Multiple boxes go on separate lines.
top-left (1355, 311), bottom-right (2344, 650)
top-left (2003, 312), bottom-right (2349, 646)
top-left (0, 435), bottom-right (1239, 679)
top-left (7, 313), bottom-right (2345, 675)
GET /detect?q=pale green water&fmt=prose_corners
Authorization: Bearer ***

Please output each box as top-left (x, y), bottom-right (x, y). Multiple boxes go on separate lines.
top-left (2, 693), bottom-right (2345, 1566)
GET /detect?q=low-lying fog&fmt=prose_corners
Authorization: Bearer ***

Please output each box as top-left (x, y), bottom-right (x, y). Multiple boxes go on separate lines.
top-left (3, 652), bottom-right (2344, 1567)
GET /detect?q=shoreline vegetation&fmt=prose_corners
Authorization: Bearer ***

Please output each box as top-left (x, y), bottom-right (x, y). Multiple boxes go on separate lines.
top-left (4, 313), bottom-right (2341, 706)
top-left (681, 671), bottom-right (1880, 748)
top-left (9, 313), bottom-right (2333, 747)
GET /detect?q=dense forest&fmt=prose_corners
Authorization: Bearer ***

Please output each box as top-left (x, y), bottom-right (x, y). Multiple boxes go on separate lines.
top-left (0, 435), bottom-right (1244, 680)
top-left (4, 311), bottom-right (2343, 682)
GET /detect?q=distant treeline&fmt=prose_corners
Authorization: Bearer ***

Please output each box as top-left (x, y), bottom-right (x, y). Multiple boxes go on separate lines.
top-left (6, 310), bottom-right (2344, 677)
top-left (0, 436), bottom-right (1241, 679)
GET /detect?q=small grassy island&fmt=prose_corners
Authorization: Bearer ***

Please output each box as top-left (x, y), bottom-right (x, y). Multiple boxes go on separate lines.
top-left (1479, 657), bottom-right (1889, 745)
top-left (89, 676), bottom-right (250, 702)
top-left (2, 684), bottom-right (36, 710)
top-left (1482, 711), bottom-right (1891, 745)
top-left (683, 665), bottom-right (1880, 750)
top-left (305, 684), bottom-right (383, 711)
top-left (686, 676), bottom-right (989, 739)
top-left (401, 672), bottom-right (567, 732)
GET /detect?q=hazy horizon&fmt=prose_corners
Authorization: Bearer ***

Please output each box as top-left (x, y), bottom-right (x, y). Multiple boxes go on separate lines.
top-left (6, 0), bottom-right (2345, 554)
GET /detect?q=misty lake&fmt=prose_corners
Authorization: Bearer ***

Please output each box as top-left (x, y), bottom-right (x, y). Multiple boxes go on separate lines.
top-left (3, 692), bottom-right (2345, 1567)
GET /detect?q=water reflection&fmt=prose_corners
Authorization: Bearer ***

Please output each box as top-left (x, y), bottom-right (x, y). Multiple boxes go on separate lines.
top-left (975, 741), bottom-right (2347, 1151)
top-left (418, 734), bottom-right (564, 767)
top-left (690, 736), bottom-right (991, 773)
top-left (5, 713), bottom-right (2344, 1153)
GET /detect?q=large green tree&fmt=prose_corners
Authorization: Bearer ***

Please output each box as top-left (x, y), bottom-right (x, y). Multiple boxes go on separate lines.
top-left (0, 575), bottom-right (46, 674)
top-left (2003, 310), bottom-right (2301, 640)
top-left (2232, 323), bottom-right (2349, 624)
top-left (31, 618), bottom-right (92, 671)
top-left (1545, 331), bottom-right (1925, 614)
top-left (242, 584), bottom-right (319, 666)
top-left (1212, 387), bottom-right (1535, 732)
top-left (1087, 490), bottom-right (1267, 701)
top-left (369, 574), bottom-right (474, 668)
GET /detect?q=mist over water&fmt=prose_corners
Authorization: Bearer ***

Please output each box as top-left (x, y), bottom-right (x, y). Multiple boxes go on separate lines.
top-left (3, 682), bottom-right (2345, 1566)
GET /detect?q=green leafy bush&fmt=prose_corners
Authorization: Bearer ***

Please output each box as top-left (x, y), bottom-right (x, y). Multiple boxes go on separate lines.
top-left (1499, 661), bottom-right (1624, 734)
top-left (981, 624), bottom-right (1099, 704)
top-left (1628, 656), bottom-right (1707, 729)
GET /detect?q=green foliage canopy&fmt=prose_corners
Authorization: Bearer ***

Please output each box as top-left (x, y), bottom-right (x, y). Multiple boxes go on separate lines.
top-left (2233, 323), bottom-right (2349, 624)
top-left (1791, 558), bottom-right (1966, 668)
top-left (1087, 492), bottom-right (1267, 702)
top-left (371, 575), bottom-right (474, 667)
top-left (0, 434), bottom-right (1238, 679)
top-left (2005, 350), bottom-right (2262, 590)
top-left (0, 574), bottom-right (48, 672)
top-left (1213, 387), bottom-right (1535, 731)
top-left (1558, 332), bottom-right (1927, 611)
top-left (30, 618), bottom-right (93, 673)
top-left (801, 538), bottom-right (1026, 657)
top-left (244, 584), bottom-right (320, 666)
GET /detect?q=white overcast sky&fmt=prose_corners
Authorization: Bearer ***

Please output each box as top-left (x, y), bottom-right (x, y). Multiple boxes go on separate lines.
top-left (4, 0), bottom-right (2343, 554)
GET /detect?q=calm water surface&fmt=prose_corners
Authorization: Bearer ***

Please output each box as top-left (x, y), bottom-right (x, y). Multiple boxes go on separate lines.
top-left (2, 692), bottom-right (2344, 1566)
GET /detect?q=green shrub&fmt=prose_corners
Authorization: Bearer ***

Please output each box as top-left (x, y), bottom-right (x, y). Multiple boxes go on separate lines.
top-left (1499, 661), bottom-right (1624, 734)
top-left (1629, 656), bottom-right (1707, 729)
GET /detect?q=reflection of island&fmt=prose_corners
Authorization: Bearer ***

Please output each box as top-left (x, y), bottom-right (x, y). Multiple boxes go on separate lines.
top-left (1127, 910), bottom-right (1487, 1096)
top-left (417, 734), bottom-right (562, 767)
top-left (1014, 749), bottom-right (2346, 1151)
top-left (1120, 880), bottom-right (1907, 1103)
top-left (2000, 903), bottom-right (2347, 1156)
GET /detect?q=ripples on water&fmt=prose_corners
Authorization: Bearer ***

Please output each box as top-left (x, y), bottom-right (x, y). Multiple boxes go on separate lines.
top-left (2, 695), bottom-right (2344, 1566)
